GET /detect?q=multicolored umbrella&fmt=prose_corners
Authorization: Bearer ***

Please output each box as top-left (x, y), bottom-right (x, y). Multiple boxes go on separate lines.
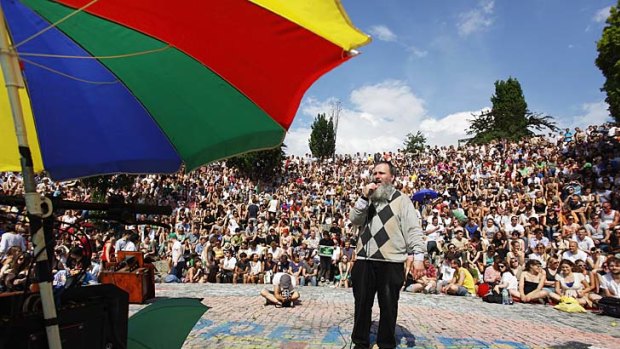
top-left (0, 0), bottom-right (370, 180)
top-left (128, 298), bottom-right (208, 349)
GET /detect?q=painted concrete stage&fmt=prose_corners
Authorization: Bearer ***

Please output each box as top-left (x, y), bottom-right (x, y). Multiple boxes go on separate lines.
top-left (129, 283), bottom-right (620, 348)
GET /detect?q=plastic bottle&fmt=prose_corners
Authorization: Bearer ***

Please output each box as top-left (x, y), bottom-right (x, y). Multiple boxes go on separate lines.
top-left (501, 288), bottom-right (509, 305)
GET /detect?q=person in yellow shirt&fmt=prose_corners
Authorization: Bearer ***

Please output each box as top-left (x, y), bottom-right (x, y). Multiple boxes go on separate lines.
top-left (442, 258), bottom-right (476, 296)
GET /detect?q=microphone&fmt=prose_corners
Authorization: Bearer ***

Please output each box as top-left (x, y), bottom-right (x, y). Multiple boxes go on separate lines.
top-left (368, 179), bottom-right (381, 197)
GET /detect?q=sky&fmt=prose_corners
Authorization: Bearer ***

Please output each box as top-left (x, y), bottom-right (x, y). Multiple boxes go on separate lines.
top-left (283, 0), bottom-right (616, 156)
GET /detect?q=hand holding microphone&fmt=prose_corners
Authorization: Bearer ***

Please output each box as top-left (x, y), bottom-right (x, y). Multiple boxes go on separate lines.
top-left (364, 178), bottom-right (382, 197)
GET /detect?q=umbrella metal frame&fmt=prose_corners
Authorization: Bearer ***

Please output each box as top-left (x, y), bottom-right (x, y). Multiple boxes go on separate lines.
top-left (0, 5), bottom-right (62, 349)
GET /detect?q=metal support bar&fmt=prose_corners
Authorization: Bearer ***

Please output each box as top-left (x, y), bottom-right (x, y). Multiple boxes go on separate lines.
top-left (0, 6), bottom-right (62, 349)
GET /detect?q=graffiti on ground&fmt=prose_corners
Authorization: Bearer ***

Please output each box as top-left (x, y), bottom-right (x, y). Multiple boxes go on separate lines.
top-left (188, 319), bottom-right (530, 348)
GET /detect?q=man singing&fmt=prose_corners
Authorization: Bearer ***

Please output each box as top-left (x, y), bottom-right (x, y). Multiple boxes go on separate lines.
top-left (350, 161), bottom-right (426, 349)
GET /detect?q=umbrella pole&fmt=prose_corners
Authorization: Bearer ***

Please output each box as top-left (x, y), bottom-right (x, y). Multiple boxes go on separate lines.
top-left (0, 8), bottom-right (62, 349)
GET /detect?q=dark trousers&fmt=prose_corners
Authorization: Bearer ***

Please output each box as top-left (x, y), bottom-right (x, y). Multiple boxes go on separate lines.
top-left (319, 256), bottom-right (332, 281)
top-left (351, 260), bottom-right (404, 349)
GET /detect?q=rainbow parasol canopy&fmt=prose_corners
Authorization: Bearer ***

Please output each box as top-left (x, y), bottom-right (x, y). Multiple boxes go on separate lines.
top-left (0, 0), bottom-right (370, 180)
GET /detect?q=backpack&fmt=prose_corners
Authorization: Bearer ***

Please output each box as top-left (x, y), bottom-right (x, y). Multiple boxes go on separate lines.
top-left (598, 297), bottom-right (620, 318)
top-left (482, 291), bottom-right (503, 304)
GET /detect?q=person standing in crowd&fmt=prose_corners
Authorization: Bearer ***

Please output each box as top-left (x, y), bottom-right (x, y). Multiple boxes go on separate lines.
top-left (114, 230), bottom-right (130, 256)
top-left (317, 231), bottom-right (334, 283)
top-left (349, 161), bottom-right (425, 349)
top-left (164, 234), bottom-right (186, 282)
top-left (425, 216), bottom-right (444, 262)
top-left (0, 225), bottom-right (25, 258)
top-left (122, 233), bottom-right (138, 252)
top-left (101, 234), bottom-right (116, 267)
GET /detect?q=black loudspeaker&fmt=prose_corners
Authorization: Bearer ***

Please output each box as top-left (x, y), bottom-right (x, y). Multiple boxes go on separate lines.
top-left (0, 284), bottom-right (129, 349)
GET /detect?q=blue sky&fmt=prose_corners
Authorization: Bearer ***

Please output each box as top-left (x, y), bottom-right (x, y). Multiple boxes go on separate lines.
top-left (284, 0), bottom-right (616, 156)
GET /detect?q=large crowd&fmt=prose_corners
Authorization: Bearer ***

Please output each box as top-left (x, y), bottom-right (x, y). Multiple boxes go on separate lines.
top-left (1, 123), bottom-right (620, 312)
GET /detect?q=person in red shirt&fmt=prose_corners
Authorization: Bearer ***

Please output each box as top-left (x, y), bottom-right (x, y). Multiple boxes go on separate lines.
top-left (405, 258), bottom-right (437, 293)
top-left (101, 234), bottom-right (116, 267)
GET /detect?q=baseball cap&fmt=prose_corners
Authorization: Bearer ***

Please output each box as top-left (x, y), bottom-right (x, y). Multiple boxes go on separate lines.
top-left (280, 273), bottom-right (292, 291)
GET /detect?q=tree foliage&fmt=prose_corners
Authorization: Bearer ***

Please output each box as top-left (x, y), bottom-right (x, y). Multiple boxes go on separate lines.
top-left (308, 113), bottom-right (336, 159)
top-left (79, 174), bottom-right (136, 202)
top-left (226, 144), bottom-right (286, 182)
top-left (467, 77), bottom-right (558, 144)
top-left (403, 131), bottom-right (427, 154)
top-left (596, 1), bottom-right (620, 122)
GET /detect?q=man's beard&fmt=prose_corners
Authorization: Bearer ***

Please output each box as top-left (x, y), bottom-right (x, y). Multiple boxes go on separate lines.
top-left (369, 183), bottom-right (394, 202)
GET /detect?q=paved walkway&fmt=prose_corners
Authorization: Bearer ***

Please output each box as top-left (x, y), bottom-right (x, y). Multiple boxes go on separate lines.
top-left (129, 284), bottom-right (620, 349)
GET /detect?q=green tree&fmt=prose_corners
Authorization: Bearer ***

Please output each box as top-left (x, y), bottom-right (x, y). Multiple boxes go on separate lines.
top-left (226, 144), bottom-right (286, 182)
top-left (403, 131), bottom-right (427, 154)
top-left (308, 113), bottom-right (335, 158)
top-left (79, 174), bottom-right (136, 202)
top-left (467, 77), bottom-right (558, 144)
top-left (596, 1), bottom-right (620, 122)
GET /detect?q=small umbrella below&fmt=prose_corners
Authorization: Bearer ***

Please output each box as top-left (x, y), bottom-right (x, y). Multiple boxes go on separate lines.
top-left (128, 298), bottom-right (208, 349)
top-left (411, 189), bottom-right (439, 203)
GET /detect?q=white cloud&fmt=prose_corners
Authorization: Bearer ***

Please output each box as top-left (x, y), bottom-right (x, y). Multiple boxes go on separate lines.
top-left (368, 25), bottom-right (397, 42)
top-left (349, 80), bottom-right (425, 119)
top-left (285, 81), bottom-right (426, 155)
top-left (407, 45), bottom-right (428, 58)
top-left (566, 101), bottom-right (611, 129)
top-left (284, 81), bottom-right (484, 155)
top-left (457, 0), bottom-right (495, 37)
top-left (593, 6), bottom-right (611, 23)
top-left (419, 109), bottom-right (486, 146)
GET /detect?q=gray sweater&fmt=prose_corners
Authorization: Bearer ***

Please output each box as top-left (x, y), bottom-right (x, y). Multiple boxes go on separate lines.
top-left (350, 189), bottom-right (426, 263)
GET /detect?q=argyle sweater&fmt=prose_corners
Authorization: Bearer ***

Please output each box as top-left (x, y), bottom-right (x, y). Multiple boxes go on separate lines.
top-left (350, 189), bottom-right (425, 263)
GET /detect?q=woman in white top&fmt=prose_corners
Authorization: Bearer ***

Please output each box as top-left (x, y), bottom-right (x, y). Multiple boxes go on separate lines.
top-left (549, 259), bottom-right (590, 306)
top-left (493, 262), bottom-right (520, 298)
top-left (248, 253), bottom-right (264, 284)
